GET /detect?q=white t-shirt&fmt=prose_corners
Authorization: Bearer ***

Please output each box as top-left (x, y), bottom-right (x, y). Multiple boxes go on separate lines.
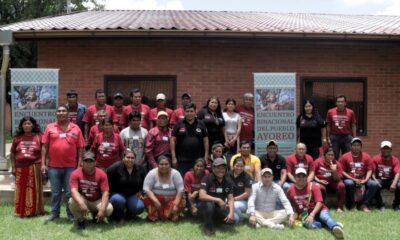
top-left (120, 126), bottom-right (148, 164)
top-left (223, 112), bottom-right (241, 135)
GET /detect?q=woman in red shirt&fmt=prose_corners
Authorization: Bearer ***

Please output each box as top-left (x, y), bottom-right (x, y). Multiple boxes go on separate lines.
top-left (10, 116), bottom-right (45, 217)
top-left (184, 158), bottom-right (209, 215)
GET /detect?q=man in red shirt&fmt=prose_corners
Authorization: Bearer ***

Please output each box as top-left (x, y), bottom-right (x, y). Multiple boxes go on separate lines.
top-left (308, 147), bottom-right (345, 212)
top-left (372, 141), bottom-right (400, 210)
top-left (326, 95), bottom-right (357, 160)
top-left (287, 168), bottom-right (344, 239)
top-left (82, 89), bottom-right (114, 144)
top-left (236, 93), bottom-right (254, 150)
top-left (149, 93), bottom-right (173, 128)
top-left (286, 143), bottom-right (314, 185)
top-left (339, 137), bottom-right (377, 212)
top-left (120, 88), bottom-right (150, 130)
top-left (145, 111), bottom-right (172, 169)
top-left (65, 89), bottom-right (86, 134)
top-left (69, 151), bottom-right (113, 229)
top-left (41, 105), bottom-right (85, 223)
top-left (170, 93), bottom-right (191, 127)
top-left (112, 93), bottom-right (125, 131)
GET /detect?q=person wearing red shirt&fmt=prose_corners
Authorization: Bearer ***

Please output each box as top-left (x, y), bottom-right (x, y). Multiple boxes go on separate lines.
top-left (82, 89), bottom-right (114, 144)
top-left (88, 110), bottom-right (120, 146)
top-left (372, 141), bottom-right (400, 210)
top-left (170, 93), bottom-right (192, 127)
top-left (326, 95), bottom-right (357, 160)
top-left (287, 168), bottom-right (344, 239)
top-left (286, 143), bottom-right (314, 185)
top-left (91, 118), bottom-right (125, 169)
top-left (144, 111), bottom-right (172, 169)
top-left (184, 158), bottom-right (209, 216)
top-left (236, 93), bottom-right (254, 150)
top-left (112, 92), bottom-right (125, 131)
top-left (119, 88), bottom-right (150, 130)
top-left (149, 93), bottom-right (173, 128)
top-left (41, 105), bottom-right (85, 223)
top-left (10, 116), bottom-right (45, 217)
top-left (69, 151), bottom-right (113, 229)
top-left (339, 137), bottom-right (377, 212)
top-left (309, 147), bottom-right (345, 212)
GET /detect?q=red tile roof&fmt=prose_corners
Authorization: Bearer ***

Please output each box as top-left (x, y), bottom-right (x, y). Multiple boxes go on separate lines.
top-left (1, 10), bottom-right (400, 39)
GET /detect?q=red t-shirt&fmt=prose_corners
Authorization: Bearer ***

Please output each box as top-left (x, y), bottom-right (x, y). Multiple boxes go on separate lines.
top-left (170, 107), bottom-right (185, 125)
top-left (339, 152), bottom-right (373, 179)
top-left (149, 107), bottom-right (173, 125)
top-left (88, 124), bottom-right (120, 146)
top-left (287, 182), bottom-right (328, 215)
top-left (184, 169), bottom-right (209, 193)
top-left (113, 106), bottom-right (125, 124)
top-left (236, 105), bottom-right (254, 141)
top-left (82, 104), bottom-right (114, 127)
top-left (312, 158), bottom-right (343, 185)
top-left (120, 104), bottom-right (150, 130)
top-left (326, 107), bottom-right (356, 135)
top-left (286, 153), bottom-right (314, 176)
top-left (11, 134), bottom-right (42, 168)
top-left (42, 122), bottom-right (85, 168)
top-left (91, 132), bottom-right (125, 169)
top-left (69, 168), bottom-right (109, 201)
top-left (68, 105), bottom-right (78, 124)
top-left (372, 154), bottom-right (400, 180)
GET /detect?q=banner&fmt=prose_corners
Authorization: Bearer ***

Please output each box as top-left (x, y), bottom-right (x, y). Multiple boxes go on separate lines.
top-left (254, 73), bottom-right (296, 157)
top-left (11, 69), bottom-right (59, 133)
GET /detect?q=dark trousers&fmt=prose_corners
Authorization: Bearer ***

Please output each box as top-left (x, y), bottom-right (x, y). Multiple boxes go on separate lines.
top-left (375, 179), bottom-right (400, 207)
top-left (330, 134), bottom-right (352, 160)
top-left (307, 146), bottom-right (321, 160)
top-left (199, 201), bottom-right (229, 230)
top-left (177, 161), bottom-right (194, 177)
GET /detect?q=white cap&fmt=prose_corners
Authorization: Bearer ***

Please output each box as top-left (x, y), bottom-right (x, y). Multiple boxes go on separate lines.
top-left (380, 141), bottom-right (392, 148)
top-left (156, 93), bottom-right (166, 101)
top-left (295, 167), bottom-right (307, 176)
top-left (261, 168), bottom-right (273, 176)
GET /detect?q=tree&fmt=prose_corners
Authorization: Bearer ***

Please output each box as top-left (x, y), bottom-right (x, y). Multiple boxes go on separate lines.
top-left (0, 0), bottom-right (105, 103)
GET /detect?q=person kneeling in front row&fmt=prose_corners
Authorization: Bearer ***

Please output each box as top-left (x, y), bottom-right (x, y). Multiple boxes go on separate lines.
top-left (69, 151), bottom-right (113, 229)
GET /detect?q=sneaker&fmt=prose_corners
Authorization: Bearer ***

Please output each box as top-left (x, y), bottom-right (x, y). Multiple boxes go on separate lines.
top-left (68, 215), bottom-right (75, 223)
top-left (337, 222), bottom-right (344, 229)
top-left (271, 224), bottom-right (284, 230)
top-left (77, 220), bottom-right (86, 230)
top-left (332, 226), bottom-right (344, 239)
top-left (360, 205), bottom-right (370, 213)
top-left (44, 214), bottom-right (59, 224)
top-left (392, 205), bottom-right (400, 211)
top-left (203, 227), bottom-right (215, 237)
top-left (255, 223), bottom-right (261, 229)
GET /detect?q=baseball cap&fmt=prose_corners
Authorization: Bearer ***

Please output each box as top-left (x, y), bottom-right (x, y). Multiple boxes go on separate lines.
top-left (261, 168), bottom-right (273, 176)
top-left (83, 151), bottom-right (95, 162)
top-left (351, 137), bottom-right (362, 145)
top-left (156, 93), bottom-right (166, 101)
top-left (380, 141), bottom-right (392, 148)
top-left (114, 92), bottom-right (124, 99)
top-left (295, 167), bottom-right (307, 176)
top-left (213, 158), bottom-right (227, 167)
top-left (181, 93), bottom-right (191, 99)
top-left (157, 111), bottom-right (168, 118)
top-left (266, 140), bottom-right (278, 147)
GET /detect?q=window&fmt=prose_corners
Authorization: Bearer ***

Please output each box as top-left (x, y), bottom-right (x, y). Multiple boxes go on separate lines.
top-left (104, 75), bottom-right (177, 108)
top-left (300, 77), bottom-right (367, 135)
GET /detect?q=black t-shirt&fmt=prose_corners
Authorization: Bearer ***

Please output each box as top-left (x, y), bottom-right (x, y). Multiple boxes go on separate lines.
top-left (197, 108), bottom-right (225, 145)
top-left (259, 153), bottom-right (286, 181)
top-left (106, 161), bottom-right (146, 197)
top-left (172, 118), bottom-right (208, 162)
top-left (296, 114), bottom-right (326, 148)
top-left (200, 173), bottom-right (233, 201)
top-left (227, 170), bottom-right (253, 197)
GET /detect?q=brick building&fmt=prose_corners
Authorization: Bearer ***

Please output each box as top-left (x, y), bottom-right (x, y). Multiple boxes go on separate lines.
top-left (1, 10), bottom-right (400, 155)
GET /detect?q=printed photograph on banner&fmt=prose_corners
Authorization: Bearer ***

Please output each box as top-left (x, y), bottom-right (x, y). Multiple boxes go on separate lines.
top-left (13, 85), bottom-right (57, 110)
top-left (255, 88), bottom-right (294, 111)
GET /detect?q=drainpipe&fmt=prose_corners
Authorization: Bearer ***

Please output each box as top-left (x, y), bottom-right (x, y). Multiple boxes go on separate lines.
top-left (0, 30), bottom-right (13, 170)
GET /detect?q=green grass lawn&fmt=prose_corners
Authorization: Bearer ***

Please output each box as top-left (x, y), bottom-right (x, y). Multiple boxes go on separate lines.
top-left (0, 204), bottom-right (398, 240)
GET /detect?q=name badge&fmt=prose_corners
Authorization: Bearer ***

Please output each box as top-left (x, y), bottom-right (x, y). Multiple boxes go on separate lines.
top-left (245, 165), bottom-right (251, 171)
top-left (162, 136), bottom-right (169, 142)
top-left (162, 184), bottom-right (170, 189)
top-left (103, 142), bottom-right (110, 147)
top-left (132, 136), bottom-right (139, 140)
top-left (325, 172), bottom-right (332, 177)
top-left (21, 149), bottom-right (26, 153)
top-left (355, 163), bottom-right (361, 168)
top-left (298, 163), bottom-right (304, 168)
top-left (216, 188), bottom-right (223, 193)
top-left (59, 133), bottom-right (66, 139)
top-left (384, 167), bottom-right (391, 173)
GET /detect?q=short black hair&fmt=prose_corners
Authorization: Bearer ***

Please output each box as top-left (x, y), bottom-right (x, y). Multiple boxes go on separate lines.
top-left (95, 89), bottom-right (105, 98)
top-left (240, 140), bottom-right (251, 148)
top-left (130, 88), bottom-right (141, 97)
top-left (184, 102), bottom-right (196, 110)
top-left (128, 111), bottom-right (142, 121)
top-left (336, 95), bottom-right (347, 102)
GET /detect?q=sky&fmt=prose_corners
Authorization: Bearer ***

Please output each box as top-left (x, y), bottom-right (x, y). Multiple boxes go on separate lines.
top-left (103, 0), bottom-right (400, 15)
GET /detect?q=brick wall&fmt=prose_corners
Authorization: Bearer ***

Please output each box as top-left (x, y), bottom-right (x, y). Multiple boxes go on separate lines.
top-left (36, 38), bottom-right (400, 156)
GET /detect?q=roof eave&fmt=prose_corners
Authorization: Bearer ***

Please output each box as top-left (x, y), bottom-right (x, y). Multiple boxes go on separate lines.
top-left (10, 30), bottom-right (400, 41)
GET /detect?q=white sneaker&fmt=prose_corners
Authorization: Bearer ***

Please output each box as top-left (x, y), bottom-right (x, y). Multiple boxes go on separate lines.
top-left (271, 224), bottom-right (284, 230)
top-left (332, 226), bottom-right (344, 239)
top-left (255, 223), bottom-right (261, 228)
top-left (337, 222), bottom-right (344, 229)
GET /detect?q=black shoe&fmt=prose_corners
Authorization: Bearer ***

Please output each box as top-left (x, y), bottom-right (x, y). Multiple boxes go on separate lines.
top-left (44, 214), bottom-right (59, 224)
top-left (392, 205), bottom-right (400, 211)
top-left (77, 220), bottom-right (86, 230)
top-left (68, 215), bottom-right (75, 223)
top-left (203, 227), bottom-right (215, 237)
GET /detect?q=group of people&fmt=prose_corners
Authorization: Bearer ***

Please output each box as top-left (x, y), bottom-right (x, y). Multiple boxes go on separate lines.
top-left (9, 89), bottom-right (399, 239)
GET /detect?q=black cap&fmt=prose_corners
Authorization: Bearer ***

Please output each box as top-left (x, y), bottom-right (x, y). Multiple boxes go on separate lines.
top-left (67, 90), bottom-right (78, 97)
top-left (181, 93), bottom-right (191, 99)
top-left (114, 93), bottom-right (124, 99)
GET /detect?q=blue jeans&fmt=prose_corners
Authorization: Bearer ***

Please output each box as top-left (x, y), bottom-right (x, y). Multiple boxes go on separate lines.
top-left (344, 179), bottom-right (379, 207)
top-left (234, 200), bottom-right (247, 221)
top-left (109, 193), bottom-right (144, 220)
top-left (330, 134), bottom-right (352, 160)
top-left (48, 167), bottom-right (75, 218)
top-left (303, 210), bottom-right (339, 230)
top-left (199, 201), bottom-right (239, 229)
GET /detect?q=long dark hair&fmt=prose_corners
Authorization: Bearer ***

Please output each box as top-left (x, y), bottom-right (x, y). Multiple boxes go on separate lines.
top-left (14, 116), bottom-right (41, 136)
top-left (204, 96), bottom-right (223, 117)
top-left (300, 99), bottom-right (322, 119)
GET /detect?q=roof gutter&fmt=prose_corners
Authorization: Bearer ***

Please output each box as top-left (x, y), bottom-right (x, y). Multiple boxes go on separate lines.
top-left (9, 30), bottom-right (400, 41)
